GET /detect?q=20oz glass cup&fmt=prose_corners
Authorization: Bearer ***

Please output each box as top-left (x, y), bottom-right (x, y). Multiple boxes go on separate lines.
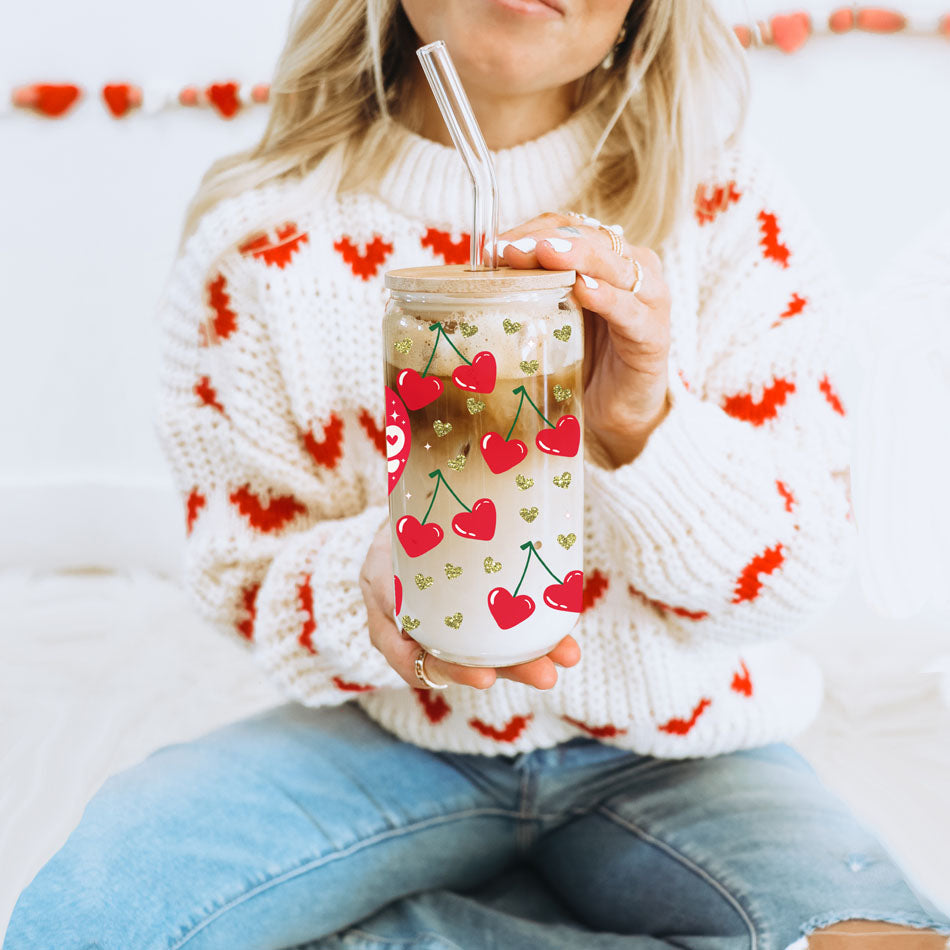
top-left (382, 265), bottom-right (584, 667)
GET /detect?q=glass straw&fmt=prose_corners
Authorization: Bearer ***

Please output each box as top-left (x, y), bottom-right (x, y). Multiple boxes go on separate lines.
top-left (417, 41), bottom-right (499, 270)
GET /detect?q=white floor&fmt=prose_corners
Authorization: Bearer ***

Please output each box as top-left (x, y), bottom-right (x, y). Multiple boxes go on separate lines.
top-left (2, 568), bottom-right (949, 939)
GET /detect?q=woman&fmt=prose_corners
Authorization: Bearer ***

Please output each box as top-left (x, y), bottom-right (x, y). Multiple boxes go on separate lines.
top-left (7, 1), bottom-right (950, 948)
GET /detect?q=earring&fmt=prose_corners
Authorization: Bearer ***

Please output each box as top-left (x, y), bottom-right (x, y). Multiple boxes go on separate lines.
top-left (600, 20), bottom-right (628, 70)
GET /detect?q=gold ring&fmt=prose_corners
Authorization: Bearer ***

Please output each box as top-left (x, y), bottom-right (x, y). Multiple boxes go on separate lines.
top-left (629, 258), bottom-right (644, 296)
top-left (599, 223), bottom-right (625, 258)
top-left (414, 649), bottom-right (448, 690)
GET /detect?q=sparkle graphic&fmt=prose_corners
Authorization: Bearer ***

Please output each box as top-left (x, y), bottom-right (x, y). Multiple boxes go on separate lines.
top-left (424, 442), bottom-right (432, 450)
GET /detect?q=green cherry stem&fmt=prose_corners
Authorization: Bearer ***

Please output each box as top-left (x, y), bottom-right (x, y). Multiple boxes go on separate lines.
top-left (512, 542), bottom-right (534, 597)
top-left (528, 543), bottom-right (566, 584)
top-left (427, 469), bottom-right (472, 514)
top-left (420, 323), bottom-right (443, 379)
top-left (439, 331), bottom-right (472, 366)
top-left (504, 390), bottom-right (527, 441)
top-left (420, 474), bottom-right (442, 525)
top-left (512, 385), bottom-right (555, 429)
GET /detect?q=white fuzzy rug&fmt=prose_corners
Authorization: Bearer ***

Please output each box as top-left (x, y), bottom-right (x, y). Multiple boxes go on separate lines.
top-left (2, 568), bottom-right (949, 939)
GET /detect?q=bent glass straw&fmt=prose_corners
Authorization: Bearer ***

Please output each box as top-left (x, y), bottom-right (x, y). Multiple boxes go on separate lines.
top-left (417, 40), bottom-right (499, 271)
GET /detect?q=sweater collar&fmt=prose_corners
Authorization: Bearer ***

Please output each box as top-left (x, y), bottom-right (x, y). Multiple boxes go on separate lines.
top-left (370, 109), bottom-right (603, 233)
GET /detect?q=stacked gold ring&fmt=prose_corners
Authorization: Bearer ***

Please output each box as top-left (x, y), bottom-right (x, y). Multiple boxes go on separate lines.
top-left (414, 649), bottom-right (448, 690)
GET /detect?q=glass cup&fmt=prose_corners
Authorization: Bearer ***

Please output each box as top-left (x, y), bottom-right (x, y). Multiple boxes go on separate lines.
top-left (382, 265), bottom-right (584, 666)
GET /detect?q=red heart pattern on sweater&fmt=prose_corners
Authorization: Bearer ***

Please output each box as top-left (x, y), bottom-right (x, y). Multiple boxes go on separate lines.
top-left (301, 415), bottom-right (344, 470)
top-left (297, 574), bottom-right (317, 654)
top-left (487, 587), bottom-right (536, 629)
top-left (776, 480), bottom-right (797, 513)
top-left (581, 569), bottom-right (609, 612)
top-left (206, 82), bottom-right (241, 118)
top-left (658, 697), bottom-right (712, 735)
top-left (562, 715), bottom-right (627, 739)
top-left (731, 660), bottom-right (753, 697)
top-left (819, 375), bottom-right (846, 416)
top-left (236, 583), bottom-right (260, 640)
top-left (229, 485), bottom-right (307, 533)
top-left (452, 351), bottom-right (496, 394)
top-left (469, 714), bottom-right (533, 742)
top-left (332, 676), bottom-right (376, 693)
top-left (627, 583), bottom-right (709, 621)
top-left (415, 687), bottom-right (452, 724)
top-left (396, 516), bottom-right (444, 557)
top-left (535, 415), bottom-right (580, 457)
top-left (451, 498), bottom-right (496, 541)
top-left (198, 274), bottom-right (237, 344)
top-left (772, 292), bottom-right (807, 328)
top-left (185, 488), bottom-right (206, 536)
top-left (694, 180), bottom-right (742, 225)
top-left (732, 543), bottom-right (785, 604)
top-left (358, 408), bottom-right (387, 456)
top-left (721, 376), bottom-right (796, 426)
top-left (194, 376), bottom-right (225, 414)
top-left (543, 570), bottom-right (584, 613)
top-left (421, 227), bottom-right (470, 265)
top-left (333, 235), bottom-right (394, 280)
top-left (758, 210), bottom-right (791, 268)
top-left (479, 432), bottom-right (528, 473)
top-left (240, 223), bottom-right (309, 269)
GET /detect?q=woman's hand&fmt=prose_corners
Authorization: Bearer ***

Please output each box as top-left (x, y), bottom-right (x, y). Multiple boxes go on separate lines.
top-left (497, 213), bottom-right (672, 467)
top-left (359, 522), bottom-right (580, 691)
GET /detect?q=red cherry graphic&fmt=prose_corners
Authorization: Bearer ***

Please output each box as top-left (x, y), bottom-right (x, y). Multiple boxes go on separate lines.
top-left (451, 498), bottom-right (496, 541)
top-left (543, 570), bottom-right (584, 613)
top-left (487, 587), bottom-right (536, 630)
top-left (480, 432), bottom-right (528, 473)
top-left (535, 415), bottom-right (580, 457)
top-left (452, 351), bottom-right (496, 394)
top-left (396, 516), bottom-right (444, 557)
top-left (394, 575), bottom-right (403, 614)
top-left (397, 368), bottom-right (443, 410)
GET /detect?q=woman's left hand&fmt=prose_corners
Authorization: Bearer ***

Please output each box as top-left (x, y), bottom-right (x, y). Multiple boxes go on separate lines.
top-left (497, 213), bottom-right (672, 467)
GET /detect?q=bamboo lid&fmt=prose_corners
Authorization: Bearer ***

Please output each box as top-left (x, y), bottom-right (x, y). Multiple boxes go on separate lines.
top-left (384, 264), bottom-right (576, 294)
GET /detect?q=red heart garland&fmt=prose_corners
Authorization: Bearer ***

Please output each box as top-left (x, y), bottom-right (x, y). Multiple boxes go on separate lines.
top-left (397, 368), bottom-right (443, 410)
top-left (28, 84), bottom-right (82, 117)
top-left (487, 587), bottom-right (536, 629)
top-left (543, 570), bottom-right (584, 613)
top-left (480, 432), bottom-right (528, 474)
top-left (535, 415), bottom-right (580, 457)
top-left (770, 13), bottom-right (810, 53)
top-left (451, 498), bottom-right (496, 541)
top-left (396, 516), bottom-right (444, 557)
top-left (102, 83), bottom-right (141, 117)
top-left (452, 351), bottom-right (496, 394)
top-left (206, 82), bottom-right (241, 118)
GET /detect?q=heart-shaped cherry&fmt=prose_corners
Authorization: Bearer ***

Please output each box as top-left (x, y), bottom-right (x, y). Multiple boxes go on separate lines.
top-left (451, 498), bottom-right (496, 541)
top-left (396, 516), bottom-right (444, 557)
top-left (394, 575), bottom-right (403, 614)
top-left (397, 368), bottom-right (443, 410)
top-left (452, 351), bottom-right (496, 394)
top-left (480, 432), bottom-right (528, 473)
top-left (487, 587), bottom-right (536, 629)
top-left (542, 570), bottom-right (584, 613)
top-left (535, 414), bottom-right (580, 458)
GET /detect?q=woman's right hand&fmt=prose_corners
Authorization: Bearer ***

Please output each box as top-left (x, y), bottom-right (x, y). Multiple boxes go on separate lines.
top-left (359, 522), bottom-right (580, 691)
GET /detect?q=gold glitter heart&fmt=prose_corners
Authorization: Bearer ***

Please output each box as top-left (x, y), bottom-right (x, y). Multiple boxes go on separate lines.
top-left (520, 360), bottom-right (539, 375)
top-left (466, 397), bottom-right (486, 415)
top-left (460, 322), bottom-right (478, 338)
top-left (503, 318), bottom-right (521, 335)
top-left (447, 454), bottom-right (466, 472)
top-left (520, 507), bottom-right (539, 523)
top-left (557, 533), bottom-right (577, 550)
top-left (444, 612), bottom-right (463, 629)
top-left (553, 384), bottom-right (572, 403)
top-left (553, 472), bottom-right (572, 489)
top-left (401, 615), bottom-right (420, 632)
top-left (515, 474), bottom-right (534, 491)
top-left (393, 338), bottom-right (413, 354)
top-left (483, 557), bottom-right (502, 574)
top-left (553, 325), bottom-right (572, 342)
top-left (444, 563), bottom-right (463, 579)
top-left (414, 573), bottom-right (434, 590)
top-left (433, 420), bottom-right (452, 437)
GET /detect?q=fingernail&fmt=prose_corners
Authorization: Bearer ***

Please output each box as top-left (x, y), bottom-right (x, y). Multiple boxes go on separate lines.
top-left (580, 273), bottom-right (598, 289)
top-left (494, 239), bottom-right (510, 256)
top-left (511, 237), bottom-right (536, 253)
top-left (545, 238), bottom-right (572, 253)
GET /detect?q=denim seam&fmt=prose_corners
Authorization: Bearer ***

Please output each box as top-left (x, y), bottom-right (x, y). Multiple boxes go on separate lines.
top-left (168, 806), bottom-right (522, 950)
top-left (597, 805), bottom-right (759, 950)
top-left (340, 925), bottom-right (466, 949)
top-left (799, 908), bottom-right (950, 939)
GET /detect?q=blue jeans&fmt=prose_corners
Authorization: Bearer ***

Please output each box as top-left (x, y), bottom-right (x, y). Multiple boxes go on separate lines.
top-left (6, 702), bottom-right (949, 950)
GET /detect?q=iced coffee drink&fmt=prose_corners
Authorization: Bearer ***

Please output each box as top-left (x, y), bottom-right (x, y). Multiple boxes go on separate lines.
top-left (382, 265), bottom-right (584, 667)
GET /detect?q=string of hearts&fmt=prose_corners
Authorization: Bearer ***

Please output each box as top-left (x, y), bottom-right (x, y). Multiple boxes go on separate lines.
top-left (6, 8), bottom-right (950, 120)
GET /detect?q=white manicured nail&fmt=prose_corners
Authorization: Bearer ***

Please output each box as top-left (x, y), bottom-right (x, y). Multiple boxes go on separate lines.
top-left (580, 273), bottom-right (598, 289)
top-left (545, 238), bottom-right (572, 253)
top-left (511, 237), bottom-right (537, 253)
top-left (494, 240), bottom-right (510, 256)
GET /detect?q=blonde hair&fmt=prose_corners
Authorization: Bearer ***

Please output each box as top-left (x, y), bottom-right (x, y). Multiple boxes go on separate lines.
top-left (179, 0), bottom-right (747, 253)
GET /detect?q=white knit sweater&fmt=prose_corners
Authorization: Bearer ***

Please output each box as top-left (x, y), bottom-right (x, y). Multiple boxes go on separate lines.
top-left (156, 110), bottom-right (854, 757)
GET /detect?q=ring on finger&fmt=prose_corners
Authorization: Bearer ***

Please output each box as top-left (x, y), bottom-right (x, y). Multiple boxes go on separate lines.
top-left (629, 258), bottom-right (644, 296)
top-left (414, 648), bottom-right (448, 690)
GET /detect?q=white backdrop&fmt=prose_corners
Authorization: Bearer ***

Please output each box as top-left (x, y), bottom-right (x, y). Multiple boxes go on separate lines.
top-left (2, 1), bottom-right (950, 585)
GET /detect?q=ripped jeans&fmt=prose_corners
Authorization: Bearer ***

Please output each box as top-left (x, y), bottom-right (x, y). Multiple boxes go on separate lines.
top-left (6, 702), bottom-right (950, 950)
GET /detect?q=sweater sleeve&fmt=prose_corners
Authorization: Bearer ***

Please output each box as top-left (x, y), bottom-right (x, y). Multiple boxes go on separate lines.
top-left (585, 146), bottom-right (854, 647)
top-left (155, 240), bottom-right (405, 705)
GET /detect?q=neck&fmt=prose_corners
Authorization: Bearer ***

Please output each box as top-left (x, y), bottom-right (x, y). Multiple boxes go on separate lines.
top-left (405, 69), bottom-right (577, 150)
